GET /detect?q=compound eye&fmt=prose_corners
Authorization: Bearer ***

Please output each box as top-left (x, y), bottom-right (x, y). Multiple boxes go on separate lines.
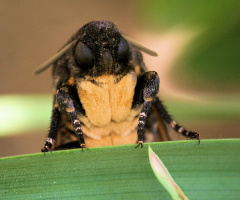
top-left (75, 42), bottom-right (94, 68)
top-left (117, 38), bottom-right (129, 61)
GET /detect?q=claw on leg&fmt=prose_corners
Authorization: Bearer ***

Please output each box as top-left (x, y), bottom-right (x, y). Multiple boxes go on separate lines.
top-left (41, 140), bottom-right (53, 152)
top-left (135, 141), bottom-right (143, 148)
top-left (190, 132), bottom-right (200, 144)
top-left (196, 133), bottom-right (200, 145)
top-left (80, 143), bottom-right (88, 152)
top-left (41, 145), bottom-right (51, 153)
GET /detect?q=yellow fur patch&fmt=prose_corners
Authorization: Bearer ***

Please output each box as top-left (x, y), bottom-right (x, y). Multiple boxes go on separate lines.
top-left (66, 107), bottom-right (74, 112)
top-left (135, 65), bottom-right (141, 76)
top-left (60, 108), bottom-right (140, 146)
top-left (84, 129), bottom-right (138, 147)
top-left (144, 97), bottom-right (153, 101)
top-left (80, 117), bottom-right (139, 139)
top-left (77, 71), bottom-right (137, 127)
top-left (68, 76), bottom-right (75, 85)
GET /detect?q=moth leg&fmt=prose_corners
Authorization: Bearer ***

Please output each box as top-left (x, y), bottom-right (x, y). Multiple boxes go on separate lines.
top-left (56, 83), bottom-right (87, 151)
top-left (41, 82), bottom-right (86, 152)
top-left (154, 97), bottom-right (200, 143)
top-left (41, 104), bottom-right (61, 152)
top-left (134, 71), bottom-right (160, 148)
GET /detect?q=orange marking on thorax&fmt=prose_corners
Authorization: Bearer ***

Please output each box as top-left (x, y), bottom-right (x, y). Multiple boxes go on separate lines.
top-left (68, 76), bottom-right (75, 85)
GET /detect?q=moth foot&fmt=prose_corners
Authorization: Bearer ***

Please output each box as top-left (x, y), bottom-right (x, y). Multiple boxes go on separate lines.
top-left (80, 143), bottom-right (88, 152)
top-left (135, 141), bottom-right (143, 148)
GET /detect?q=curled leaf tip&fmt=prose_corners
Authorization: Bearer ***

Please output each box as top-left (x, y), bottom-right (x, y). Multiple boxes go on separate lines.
top-left (148, 146), bottom-right (189, 200)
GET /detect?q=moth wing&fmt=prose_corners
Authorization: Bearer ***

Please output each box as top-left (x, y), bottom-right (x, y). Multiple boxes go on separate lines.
top-left (122, 33), bottom-right (158, 57)
top-left (33, 40), bottom-right (76, 75)
top-left (152, 104), bottom-right (171, 141)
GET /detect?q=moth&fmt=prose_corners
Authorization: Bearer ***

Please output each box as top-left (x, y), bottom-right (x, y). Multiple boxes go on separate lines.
top-left (35, 20), bottom-right (199, 152)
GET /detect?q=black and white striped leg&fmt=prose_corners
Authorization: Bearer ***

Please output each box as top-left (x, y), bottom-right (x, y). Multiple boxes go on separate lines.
top-left (154, 97), bottom-right (200, 143)
top-left (171, 120), bottom-right (200, 144)
top-left (41, 103), bottom-right (61, 152)
top-left (135, 71), bottom-right (160, 148)
top-left (57, 84), bottom-right (87, 151)
top-left (136, 101), bottom-right (152, 148)
top-left (41, 137), bottom-right (55, 152)
top-left (72, 119), bottom-right (87, 151)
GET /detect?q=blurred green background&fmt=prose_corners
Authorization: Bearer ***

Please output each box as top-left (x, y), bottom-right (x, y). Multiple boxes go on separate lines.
top-left (138, 0), bottom-right (240, 93)
top-left (0, 0), bottom-right (239, 157)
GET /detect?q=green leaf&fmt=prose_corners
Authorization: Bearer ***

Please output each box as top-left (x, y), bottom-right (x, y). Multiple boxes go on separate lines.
top-left (149, 146), bottom-right (188, 200)
top-left (0, 95), bottom-right (52, 136)
top-left (1, 139), bottom-right (239, 199)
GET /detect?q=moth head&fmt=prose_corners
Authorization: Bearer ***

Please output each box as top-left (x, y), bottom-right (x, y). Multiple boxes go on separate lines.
top-left (34, 20), bottom-right (157, 75)
top-left (73, 21), bottom-right (130, 74)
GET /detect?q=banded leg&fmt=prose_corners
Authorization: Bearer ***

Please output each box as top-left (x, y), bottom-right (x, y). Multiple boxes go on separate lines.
top-left (41, 82), bottom-right (86, 152)
top-left (135, 71), bottom-right (160, 148)
top-left (153, 97), bottom-right (200, 143)
top-left (56, 83), bottom-right (86, 150)
top-left (41, 105), bottom-right (61, 152)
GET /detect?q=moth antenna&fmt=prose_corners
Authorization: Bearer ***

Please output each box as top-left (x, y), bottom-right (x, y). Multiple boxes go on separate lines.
top-left (34, 40), bottom-right (77, 75)
top-left (122, 33), bottom-right (158, 57)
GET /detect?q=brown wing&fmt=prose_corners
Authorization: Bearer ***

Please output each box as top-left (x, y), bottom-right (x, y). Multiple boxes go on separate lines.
top-left (152, 105), bottom-right (171, 141)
